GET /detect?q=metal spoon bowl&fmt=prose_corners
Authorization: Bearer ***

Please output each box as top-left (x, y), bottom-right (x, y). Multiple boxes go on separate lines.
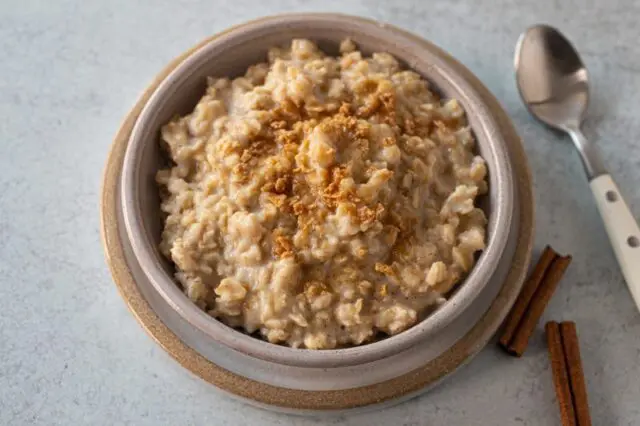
top-left (515, 25), bottom-right (640, 311)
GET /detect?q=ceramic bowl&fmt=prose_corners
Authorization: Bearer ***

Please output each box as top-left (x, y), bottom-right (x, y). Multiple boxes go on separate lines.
top-left (120, 14), bottom-right (515, 369)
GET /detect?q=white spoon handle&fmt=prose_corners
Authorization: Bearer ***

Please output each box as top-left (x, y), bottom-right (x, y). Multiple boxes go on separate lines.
top-left (590, 174), bottom-right (640, 309)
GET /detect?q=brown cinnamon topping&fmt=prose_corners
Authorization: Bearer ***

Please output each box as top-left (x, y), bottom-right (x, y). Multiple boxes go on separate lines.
top-left (270, 120), bottom-right (287, 130)
top-left (374, 262), bottom-right (395, 276)
top-left (272, 229), bottom-right (295, 259)
top-left (304, 281), bottom-right (331, 297)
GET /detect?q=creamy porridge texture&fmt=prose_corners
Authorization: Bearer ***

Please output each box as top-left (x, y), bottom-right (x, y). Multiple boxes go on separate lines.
top-left (157, 39), bottom-right (488, 349)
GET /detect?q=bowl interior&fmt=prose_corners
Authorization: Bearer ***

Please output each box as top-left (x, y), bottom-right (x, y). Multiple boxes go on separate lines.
top-left (122, 14), bottom-right (513, 368)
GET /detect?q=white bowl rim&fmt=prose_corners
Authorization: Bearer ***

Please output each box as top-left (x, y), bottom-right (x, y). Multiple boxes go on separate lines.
top-left (120, 13), bottom-right (514, 368)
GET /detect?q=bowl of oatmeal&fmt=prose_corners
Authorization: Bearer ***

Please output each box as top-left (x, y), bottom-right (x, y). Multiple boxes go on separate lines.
top-left (120, 14), bottom-right (514, 368)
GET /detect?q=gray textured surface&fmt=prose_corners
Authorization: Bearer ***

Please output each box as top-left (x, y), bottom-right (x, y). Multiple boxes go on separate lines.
top-left (1, 0), bottom-right (639, 425)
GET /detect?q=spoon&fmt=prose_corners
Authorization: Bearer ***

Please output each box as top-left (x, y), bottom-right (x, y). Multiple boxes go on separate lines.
top-left (515, 24), bottom-right (640, 311)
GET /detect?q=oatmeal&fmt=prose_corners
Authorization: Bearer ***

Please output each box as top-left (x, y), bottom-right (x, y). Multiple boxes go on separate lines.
top-left (156, 39), bottom-right (488, 349)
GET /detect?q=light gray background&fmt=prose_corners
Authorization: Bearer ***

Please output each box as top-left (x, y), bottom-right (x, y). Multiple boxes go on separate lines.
top-left (2, 0), bottom-right (639, 425)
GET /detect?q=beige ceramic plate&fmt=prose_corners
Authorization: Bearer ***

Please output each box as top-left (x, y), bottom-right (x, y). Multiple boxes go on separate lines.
top-left (101, 14), bottom-right (534, 413)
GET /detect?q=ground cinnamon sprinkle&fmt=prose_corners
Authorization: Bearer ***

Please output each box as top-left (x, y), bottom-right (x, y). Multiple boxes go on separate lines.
top-left (374, 262), bottom-right (395, 276)
top-left (272, 229), bottom-right (295, 259)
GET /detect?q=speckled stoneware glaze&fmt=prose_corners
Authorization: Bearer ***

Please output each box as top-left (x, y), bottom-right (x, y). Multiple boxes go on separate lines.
top-left (102, 14), bottom-right (533, 412)
top-left (119, 13), bottom-right (515, 369)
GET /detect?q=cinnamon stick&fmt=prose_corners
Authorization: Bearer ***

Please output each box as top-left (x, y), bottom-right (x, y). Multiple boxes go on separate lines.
top-left (546, 321), bottom-right (577, 426)
top-left (499, 246), bottom-right (557, 349)
top-left (499, 246), bottom-right (572, 357)
top-left (546, 321), bottom-right (592, 426)
top-left (560, 322), bottom-right (592, 426)
top-left (507, 254), bottom-right (572, 356)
